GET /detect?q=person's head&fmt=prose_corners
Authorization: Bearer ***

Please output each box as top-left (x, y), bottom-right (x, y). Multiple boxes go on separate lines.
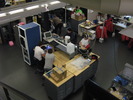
top-left (83, 34), bottom-right (88, 40)
top-left (48, 49), bottom-right (53, 54)
top-left (67, 28), bottom-right (72, 34)
top-left (38, 41), bottom-right (43, 47)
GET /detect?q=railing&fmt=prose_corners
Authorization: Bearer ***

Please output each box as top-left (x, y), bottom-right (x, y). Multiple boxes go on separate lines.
top-left (0, 82), bottom-right (36, 100)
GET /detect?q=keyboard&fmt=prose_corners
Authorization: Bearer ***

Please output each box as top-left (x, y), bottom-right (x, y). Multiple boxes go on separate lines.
top-left (50, 41), bottom-right (59, 47)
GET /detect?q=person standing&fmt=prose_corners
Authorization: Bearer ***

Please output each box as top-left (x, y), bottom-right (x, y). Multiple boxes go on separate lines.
top-left (65, 28), bottom-right (77, 44)
top-left (52, 15), bottom-right (63, 36)
top-left (44, 49), bottom-right (55, 72)
top-left (34, 41), bottom-right (45, 72)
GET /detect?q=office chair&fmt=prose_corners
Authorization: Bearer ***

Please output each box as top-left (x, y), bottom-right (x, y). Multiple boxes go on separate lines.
top-left (77, 45), bottom-right (92, 58)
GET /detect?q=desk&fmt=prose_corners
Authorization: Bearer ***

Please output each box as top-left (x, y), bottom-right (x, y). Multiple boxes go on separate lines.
top-left (65, 53), bottom-right (99, 92)
top-left (43, 52), bottom-right (99, 100)
top-left (43, 71), bottom-right (74, 100)
top-left (44, 37), bottom-right (76, 59)
top-left (78, 21), bottom-right (103, 36)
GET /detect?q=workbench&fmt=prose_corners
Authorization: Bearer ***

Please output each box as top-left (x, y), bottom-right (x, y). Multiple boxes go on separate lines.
top-left (78, 21), bottom-right (103, 36)
top-left (43, 51), bottom-right (99, 100)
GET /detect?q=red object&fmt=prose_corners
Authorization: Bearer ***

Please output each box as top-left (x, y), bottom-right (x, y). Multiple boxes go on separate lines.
top-left (96, 26), bottom-right (108, 39)
top-left (85, 44), bottom-right (90, 49)
top-left (121, 35), bottom-right (130, 41)
top-left (128, 39), bottom-right (133, 48)
top-left (105, 18), bottom-right (114, 32)
top-left (18, 22), bottom-right (25, 26)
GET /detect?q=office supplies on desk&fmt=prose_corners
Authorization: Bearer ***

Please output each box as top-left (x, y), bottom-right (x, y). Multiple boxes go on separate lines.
top-left (71, 57), bottom-right (91, 69)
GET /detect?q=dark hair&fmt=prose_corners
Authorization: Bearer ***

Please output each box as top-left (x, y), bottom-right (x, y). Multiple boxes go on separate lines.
top-left (67, 28), bottom-right (72, 32)
top-left (38, 41), bottom-right (43, 46)
top-left (48, 49), bottom-right (53, 54)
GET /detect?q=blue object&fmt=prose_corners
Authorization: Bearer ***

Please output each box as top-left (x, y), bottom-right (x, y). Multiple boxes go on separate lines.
top-left (93, 20), bottom-right (98, 24)
top-left (46, 45), bottom-right (52, 50)
top-left (114, 76), bottom-right (129, 86)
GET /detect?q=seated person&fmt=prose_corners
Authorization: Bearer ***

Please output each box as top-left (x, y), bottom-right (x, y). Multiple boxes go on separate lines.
top-left (34, 41), bottom-right (45, 72)
top-left (44, 49), bottom-right (55, 72)
top-left (79, 34), bottom-right (90, 50)
top-left (65, 28), bottom-right (77, 44)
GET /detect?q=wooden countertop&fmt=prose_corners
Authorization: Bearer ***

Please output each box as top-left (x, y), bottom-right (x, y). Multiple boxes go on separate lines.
top-left (43, 51), bottom-right (99, 86)
top-left (65, 53), bottom-right (100, 76)
top-left (43, 71), bottom-right (74, 87)
top-left (53, 51), bottom-right (69, 67)
top-left (110, 91), bottom-right (123, 99)
top-left (79, 21), bottom-right (103, 29)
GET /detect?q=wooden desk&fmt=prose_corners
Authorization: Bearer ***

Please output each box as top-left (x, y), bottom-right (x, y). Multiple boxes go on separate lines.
top-left (110, 91), bottom-right (123, 100)
top-left (65, 53), bottom-right (99, 92)
top-left (78, 21), bottom-right (103, 36)
top-left (43, 52), bottom-right (99, 100)
top-left (43, 71), bottom-right (74, 100)
top-left (53, 51), bottom-right (69, 67)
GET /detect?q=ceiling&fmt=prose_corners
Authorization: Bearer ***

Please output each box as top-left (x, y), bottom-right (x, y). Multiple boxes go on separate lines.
top-left (0, 0), bottom-right (66, 25)
top-left (59, 0), bottom-right (133, 16)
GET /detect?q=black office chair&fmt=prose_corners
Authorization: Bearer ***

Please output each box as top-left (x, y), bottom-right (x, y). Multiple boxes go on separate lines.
top-left (77, 45), bottom-right (92, 58)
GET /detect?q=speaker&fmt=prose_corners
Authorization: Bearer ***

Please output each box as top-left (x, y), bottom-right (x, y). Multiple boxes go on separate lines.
top-left (0, 0), bottom-right (5, 8)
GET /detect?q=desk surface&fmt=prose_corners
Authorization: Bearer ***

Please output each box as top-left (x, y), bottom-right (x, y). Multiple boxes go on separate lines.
top-left (43, 52), bottom-right (99, 87)
top-left (53, 51), bottom-right (69, 67)
top-left (43, 71), bottom-right (74, 87)
top-left (79, 21), bottom-right (103, 29)
top-left (65, 53), bottom-right (100, 76)
top-left (110, 91), bottom-right (123, 100)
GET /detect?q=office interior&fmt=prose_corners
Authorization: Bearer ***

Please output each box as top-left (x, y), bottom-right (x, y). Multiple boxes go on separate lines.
top-left (0, 0), bottom-right (133, 100)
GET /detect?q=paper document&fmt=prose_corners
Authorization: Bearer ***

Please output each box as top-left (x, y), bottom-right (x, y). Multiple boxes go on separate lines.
top-left (71, 57), bottom-right (91, 69)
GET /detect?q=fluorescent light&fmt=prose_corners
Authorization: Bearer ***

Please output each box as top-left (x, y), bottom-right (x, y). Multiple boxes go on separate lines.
top-left (0, 13), bottom-right (6, 17)
top-left (50, 1), bottom-right (61, 5)
top-left (41, 4), bottom-right (48, 7)
top-left (26, 5), bottom-right (39, 10)
top-left (9, 9), bottom-right (24, 15)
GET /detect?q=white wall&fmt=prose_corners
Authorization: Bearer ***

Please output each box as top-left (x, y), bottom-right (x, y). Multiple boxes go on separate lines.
top-left (87, 10), bottom-right (98, 21)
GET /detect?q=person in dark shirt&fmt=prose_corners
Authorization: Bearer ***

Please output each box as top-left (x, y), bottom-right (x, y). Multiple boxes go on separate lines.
top-left (65, 28), bottom-right (77, 44)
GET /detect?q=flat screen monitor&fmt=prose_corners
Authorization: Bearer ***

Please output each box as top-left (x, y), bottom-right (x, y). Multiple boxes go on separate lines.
top-left (43, 31), bottom-right (52, 40)
top-left (121, 63), bottom-right (133, 81)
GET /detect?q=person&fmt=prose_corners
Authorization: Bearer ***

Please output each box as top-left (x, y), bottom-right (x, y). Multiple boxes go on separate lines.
top-left (79, 34), bottom-right (90, 50)
top-left (44, 49), bottom-right (55, 72)
top-left (65, 28), bottom-right (77, 44)
top-left (105, 15), bottom-right (114, 36)
top-left (34, 41), bottom-right (45, 72)
top-left (51, 15), bottom-right (63, 36)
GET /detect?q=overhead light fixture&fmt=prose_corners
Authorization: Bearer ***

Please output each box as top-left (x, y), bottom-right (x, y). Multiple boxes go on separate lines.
top-left (49, 1), bottom-right (61, 5)
top-left (0, 13), bottom-right (6, 17)
top-left (9, 9), bottom-right (24, 15)
top-left (26, 5), bottom-right (39, 10)
top-left (41, 4), bottom-right (48, 7)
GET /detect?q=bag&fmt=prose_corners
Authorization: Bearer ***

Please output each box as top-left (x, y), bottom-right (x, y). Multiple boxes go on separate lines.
top-left (99, 38), bottom-right (104, 43)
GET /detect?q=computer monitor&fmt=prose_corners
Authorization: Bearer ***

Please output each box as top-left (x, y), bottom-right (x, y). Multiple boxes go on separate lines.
top-left (43, 31), bottom-right (52, 40)
top-left (121, 63), bottom-right (133, 81)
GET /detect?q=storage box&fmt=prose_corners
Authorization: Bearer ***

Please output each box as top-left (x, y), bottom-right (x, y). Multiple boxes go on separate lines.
top-left (75, 15), bottom-right (84, 21)
top-left (51, 67), bottom-right (67, 83)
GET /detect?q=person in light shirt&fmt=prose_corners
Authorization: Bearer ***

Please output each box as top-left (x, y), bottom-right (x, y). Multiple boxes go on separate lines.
top-left (79, 34), bottom-right (90, 50)
top-left (34, 41), bottom-right (45, 71)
